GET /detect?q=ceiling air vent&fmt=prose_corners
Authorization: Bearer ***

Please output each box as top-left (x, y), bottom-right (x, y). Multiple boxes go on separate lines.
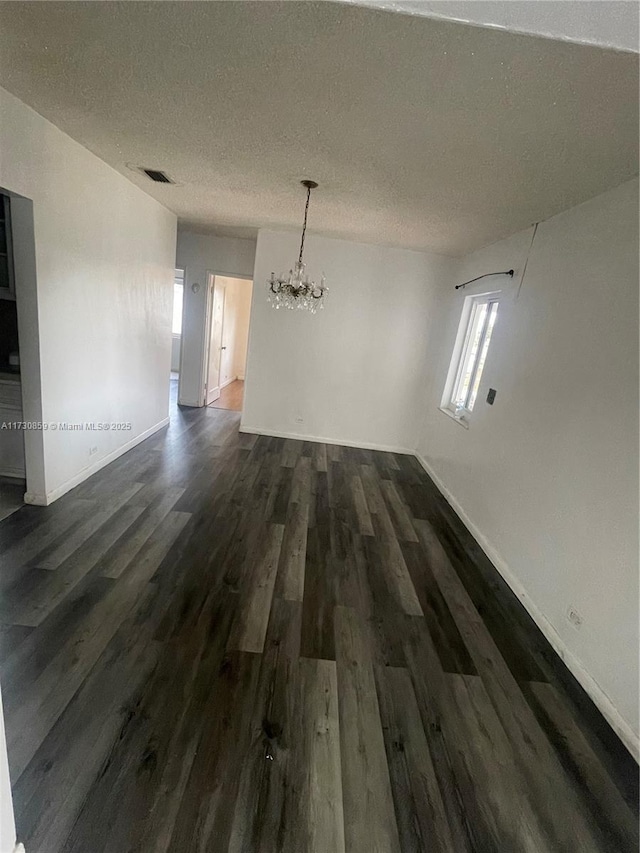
top-left (142, 168), bottom-right (173, 184)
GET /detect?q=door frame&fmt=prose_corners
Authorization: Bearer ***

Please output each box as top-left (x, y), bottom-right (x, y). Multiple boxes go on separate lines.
top-left (174, 267), bottom-right (187, 382)
top-left (204, 274), bottom-right (226, 405)
top-left (0, 186), bottom-right (46, 504)
top-left (200, 270), bottom-right (254, 408)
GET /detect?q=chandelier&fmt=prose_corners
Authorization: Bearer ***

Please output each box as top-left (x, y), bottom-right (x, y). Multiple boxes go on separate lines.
top-left (267, 180), bottom-right (327, 313)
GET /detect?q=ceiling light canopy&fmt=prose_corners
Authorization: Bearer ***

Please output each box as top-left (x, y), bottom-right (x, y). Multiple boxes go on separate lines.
top-left (267, 180), bottom-right (327, 314)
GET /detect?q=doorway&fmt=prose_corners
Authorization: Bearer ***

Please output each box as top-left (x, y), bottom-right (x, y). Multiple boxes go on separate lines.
top-left (170, 268), bottom-right (185, 405)
top-left (0, 189), bottom-right (28, 518)
top-left (204, 274), bottom-right (253, 412)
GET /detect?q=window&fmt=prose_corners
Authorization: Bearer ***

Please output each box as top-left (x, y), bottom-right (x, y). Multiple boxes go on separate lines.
top-left (172, 269), bottom-right (184, 335)
top-left (443, 292), bottom-right (500, 421)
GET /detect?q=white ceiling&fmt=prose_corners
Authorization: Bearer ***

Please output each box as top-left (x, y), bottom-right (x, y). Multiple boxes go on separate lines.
top-left (0, 1), bottom-right (636, 255)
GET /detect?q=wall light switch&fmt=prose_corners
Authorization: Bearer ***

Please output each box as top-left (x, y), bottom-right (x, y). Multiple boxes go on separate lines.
top-left (486, 388), bottom-right (497, 405)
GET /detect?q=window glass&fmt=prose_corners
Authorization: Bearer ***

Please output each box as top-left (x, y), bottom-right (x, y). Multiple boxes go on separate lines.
top-left (446, 294), bottom-right (500, 418)
top-left (172, 282), bottom-right (184, 335)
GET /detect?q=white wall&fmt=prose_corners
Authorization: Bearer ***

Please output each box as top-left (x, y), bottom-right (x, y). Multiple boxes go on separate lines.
top-left (0, 85), bottom-right (177, 505)
top-left (243, 230), bottom-right (454, 451)
top-left (234, 278), bottom-right (253, 380)
top-left (416, 178), bottom-right (639, 756)
top-left (350, 1), bottom-right (639, 53)
top-left (175, 230), bottom-right (255, 406)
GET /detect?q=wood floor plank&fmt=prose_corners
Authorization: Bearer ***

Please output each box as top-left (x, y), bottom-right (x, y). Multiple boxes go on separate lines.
top-left (326, 444), bottom-right (343, 464)
top-left (34, 482), bottom-right (145, 570)
top-left (300, 524), bottom-right (335, 660)
top-left (446, 673), bottom-right (552, 852)
top-left (269, 465), bottom-right (294, 525)
top-left (334, 605), bottom-right (401, 853)
top-left (228, 523), bottom-right (285, 654)
top-left (400, 538), bottom-right (477, 675)
top-left (228, 598), bottom-right (301, 853)
top-left (289, 455), bottom-right (311, 505)
top-left (131, 586), bottom-right (239, 853)
top-left (113, 509), bottom-right (191, 586)
top-left (313, 441), bottom-right (328, 473)
top-left (0, 623), bottom-right (33, 659)
top-left (413, 517), bottom-right (606, 852)
top-left (167, 651), bottom-right (261, 853)
top-left (12, 587), bottom-right (162, 853)
top-left (291, 657), bottom-right (345, 853)
top-left (60, 587), bottom-right (237, 853)
top-left (376, 665), bottom-right (456, 853)
top-left (5, 511), bottom-right (191, 782)
top-left (0, 499), bottom-right (97, 589)
top-left (359, 463), bottom-right (387, 516)
top-left (0, 498), bottom-right (94, 558)
top-left (278, 502), bottom-right (308, 601)
top-left (351, 473), bottom-right (374, 536)
top-left (275, 499), bottom-right (309, 603)
top-left (308, 468), bottom-right (329, 529)
top-left (370, 513), bottom-right (423, 617)
top-left (527, 680), bottom-right (639, 851)
top-left (0, 577), bottom-right (115, 690)
top-left (98, 486), bottom-right (185, 579)
top-left (331, 514), bottom-right (365, 614)
top-left (281, 438), bottom-right (303, 469)
top-left (3, 502), bottom-right (146, 627)
top-left (403, 615), bottom-right (491, 852)
top-left (379, 478), bottom-right (419, 542)
top-left (358, 533), bottom-right (408, 667)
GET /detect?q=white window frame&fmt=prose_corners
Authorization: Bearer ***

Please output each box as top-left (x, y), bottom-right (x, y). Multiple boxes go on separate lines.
top-left (441, 291), bottom-right (500, 425)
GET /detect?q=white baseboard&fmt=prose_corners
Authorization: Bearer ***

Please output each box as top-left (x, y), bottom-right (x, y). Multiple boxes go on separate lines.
top-left (237, 372), bottom-right (245, 381)
top-left (415, 452), bottom-right (639, 762)
top-left (239, 424), bottom-right (412, 456)
top-left (221, 376), bottom-right (237, 389)
top-left (24, 417), bottom-right (170, 507)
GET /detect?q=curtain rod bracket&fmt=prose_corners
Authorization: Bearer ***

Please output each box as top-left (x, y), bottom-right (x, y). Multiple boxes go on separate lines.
top-left (455, 269), bottom-right (514, 291)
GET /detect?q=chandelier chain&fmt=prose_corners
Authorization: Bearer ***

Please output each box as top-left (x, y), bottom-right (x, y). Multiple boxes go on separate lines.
top-left (298, 185), bottom-right (312, 264)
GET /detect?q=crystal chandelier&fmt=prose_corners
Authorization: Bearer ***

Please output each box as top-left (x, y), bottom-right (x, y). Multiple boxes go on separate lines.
top-left (267, 180), bottom-right (327, 313)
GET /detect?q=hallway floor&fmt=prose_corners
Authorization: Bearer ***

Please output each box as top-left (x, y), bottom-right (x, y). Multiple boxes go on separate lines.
top-left (0, 401), bottom-right (637, 852)
top-left (209, 378), bottom-right (244, 412)
top-left (0, 477), bottom-right (23, 523)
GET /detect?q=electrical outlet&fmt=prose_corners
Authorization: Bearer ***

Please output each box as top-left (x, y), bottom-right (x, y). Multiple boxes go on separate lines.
top-left (89, 446), bottom-right (98, 456)
top-left (566, 605), bottom-right (583, 630)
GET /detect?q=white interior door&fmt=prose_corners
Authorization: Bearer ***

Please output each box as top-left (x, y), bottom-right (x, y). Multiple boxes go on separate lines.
top-left (205, 279), bottom-right (225, 405)
top-left (219, 293), bottom-right (234, 388)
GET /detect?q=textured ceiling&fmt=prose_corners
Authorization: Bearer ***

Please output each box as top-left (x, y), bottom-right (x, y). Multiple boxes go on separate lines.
top-left (0, 1), bottom-right (637, 255)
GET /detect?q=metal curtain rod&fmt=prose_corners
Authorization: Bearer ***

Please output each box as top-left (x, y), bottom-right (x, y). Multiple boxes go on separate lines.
top-left (455, 269), bottom-right (514, 290)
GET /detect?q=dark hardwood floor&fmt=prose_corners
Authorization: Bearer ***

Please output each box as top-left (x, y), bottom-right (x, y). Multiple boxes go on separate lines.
top-left (0, 476), bottom-right (24, 523)
top-left (0, 391), bottom-right (637, 852)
